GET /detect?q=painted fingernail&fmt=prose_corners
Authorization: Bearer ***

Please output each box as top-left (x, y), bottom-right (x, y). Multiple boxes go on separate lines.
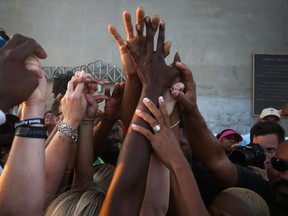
top-left (143, 97), bottom-right (150, 103)
top-left (159, 96), bottom-right (164, 103)
top-left (135, 109), bottom-right (141, 113)
top-left (131, 124), bottom-right (137, 129)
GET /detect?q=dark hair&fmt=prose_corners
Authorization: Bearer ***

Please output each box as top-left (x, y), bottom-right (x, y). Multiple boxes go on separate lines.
top-left (44, 110), bottom-right (53, 117)
top-left (250, 121), bottom-right (285, 144)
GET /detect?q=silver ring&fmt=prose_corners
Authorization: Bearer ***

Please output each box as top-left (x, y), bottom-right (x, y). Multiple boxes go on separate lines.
top-left (153, 124), bottom-right (161, 133)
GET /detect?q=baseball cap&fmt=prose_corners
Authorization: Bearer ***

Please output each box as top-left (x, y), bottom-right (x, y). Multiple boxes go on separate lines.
top-left (217, 129), bottom-right (243, 142)
top-left (259, 108), bottom-right (280, 119)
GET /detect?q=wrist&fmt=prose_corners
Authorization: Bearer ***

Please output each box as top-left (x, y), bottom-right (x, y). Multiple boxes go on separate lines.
top-left (21, 104), bottom-right (45, 119)
top-left (62, 118), bottom-right (80, 131)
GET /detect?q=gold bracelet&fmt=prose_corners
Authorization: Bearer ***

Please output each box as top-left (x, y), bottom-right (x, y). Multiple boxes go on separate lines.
top-left (170, 119), bottom-right (180, 129)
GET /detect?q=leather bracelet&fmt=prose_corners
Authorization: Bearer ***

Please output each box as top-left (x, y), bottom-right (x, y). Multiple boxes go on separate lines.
top-left (15, 125), bottom-right (48, 139)
top-left (15, 118), bottom-right (45, 129)
top-left (58, 121), bottom-right (78, 143)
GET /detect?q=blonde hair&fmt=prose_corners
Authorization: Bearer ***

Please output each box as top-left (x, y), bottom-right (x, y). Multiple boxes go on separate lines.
top-left (222, 187), bottom-right (269, 216)
top-left (93, 163), bottom-right (115, 193)
top-left (45, 187), bottom-right (105, 216)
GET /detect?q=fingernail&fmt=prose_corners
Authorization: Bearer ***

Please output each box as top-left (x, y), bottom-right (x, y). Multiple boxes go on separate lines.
top-left (85, 94), bottom-right (91, 100)
top-left (159, 96), bottom-right (164, 103)
top-left (131, 124), bottom-right (137, 129)
top-left (135, 109), bottom-right (141, 114)
top-left (81, 70), bottom-right (85, 74)
top-left (143, 97), bottom-right (150, 103)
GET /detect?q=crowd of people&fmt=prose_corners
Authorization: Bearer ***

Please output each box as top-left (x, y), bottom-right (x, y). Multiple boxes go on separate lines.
top-left (0, 6), bottom-right (288, 216)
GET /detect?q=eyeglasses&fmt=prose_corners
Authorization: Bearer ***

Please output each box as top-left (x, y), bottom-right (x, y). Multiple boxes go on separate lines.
top-left (271, 157), bottom-right (288, 172)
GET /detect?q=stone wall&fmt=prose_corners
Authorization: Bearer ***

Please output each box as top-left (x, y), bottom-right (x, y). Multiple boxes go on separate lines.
top-left (1, 0), bottom-right (288, 134)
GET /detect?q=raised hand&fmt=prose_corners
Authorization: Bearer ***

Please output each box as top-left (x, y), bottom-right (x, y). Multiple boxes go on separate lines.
top-left (60, 76), bottom-right (87, 129)
top-left (126, 17), bottom-right (180, 97)
top-left (0, 34), bottom-right (47, 112)
top-left (22, 57), bottom-right (47, 110)
top-left (131, 96), bottom-right (181, 169)
top-left (108, 7), bottom-right (171, 79)
top-left (103, 82), bottom-right (125, 122)
top-left (170, 62), bottom-right (198, 114)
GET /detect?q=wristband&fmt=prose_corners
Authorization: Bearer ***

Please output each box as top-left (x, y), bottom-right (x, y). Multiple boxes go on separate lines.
top-left (15, 125), bottom-right (48, 139)
top-left (15, 118), bottom-right (45, 128)
top-left (58, 121), bottom-right (78, 143)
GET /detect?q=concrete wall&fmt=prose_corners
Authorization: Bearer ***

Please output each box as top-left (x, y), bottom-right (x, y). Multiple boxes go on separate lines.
top-left (1, 0), bottom-right (288, 134)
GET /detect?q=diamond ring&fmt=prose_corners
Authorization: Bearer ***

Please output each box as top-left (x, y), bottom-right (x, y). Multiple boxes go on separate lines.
top-left (153, 124), bottom-right (161, 133)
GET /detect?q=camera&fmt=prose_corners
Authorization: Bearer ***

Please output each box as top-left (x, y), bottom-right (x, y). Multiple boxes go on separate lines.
top-left (52, 71), bottom-right (74, 96)
top-left (228, 143), bottom-right (266, 168)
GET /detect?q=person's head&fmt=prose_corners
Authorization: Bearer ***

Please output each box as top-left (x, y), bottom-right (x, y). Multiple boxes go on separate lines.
top-left (268, 140), bottom-right (288, 210)
top-left (250, 121), bottom-right (285, 168)
top-left (44, 110), bottom-right (58, 127)
top-left (93, 164), bottom-right (115, 193)
top-left (100, 122), bottom-right (123, 165)
top-left (209, 187), bottom-right (269, 216)
top-left (44, 187), bottom-right (105, 216)
top-left (216, 129), bottom-right (243, 154)
top-left (259, 107), bottom-right (281, 124)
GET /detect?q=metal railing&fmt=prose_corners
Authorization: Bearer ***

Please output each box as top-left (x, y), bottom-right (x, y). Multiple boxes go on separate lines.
top-left (42, 60), bottom-right (126, 83)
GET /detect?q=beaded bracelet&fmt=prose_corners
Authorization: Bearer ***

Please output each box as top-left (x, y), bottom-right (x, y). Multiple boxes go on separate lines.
top-left (15, 118), bottom-right (45, 129)
top-left (15, 125), bottom-right (48, 139)
top-left (58, 121), bottom-right (78, 143)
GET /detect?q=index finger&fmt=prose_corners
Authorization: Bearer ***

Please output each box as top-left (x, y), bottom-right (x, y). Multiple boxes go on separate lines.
top-left (108, 24), bottom-right (125, 47)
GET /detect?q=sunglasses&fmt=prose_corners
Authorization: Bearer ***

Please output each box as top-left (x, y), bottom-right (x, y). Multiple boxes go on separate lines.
top-left (271, 157), bottom-right (288, 172)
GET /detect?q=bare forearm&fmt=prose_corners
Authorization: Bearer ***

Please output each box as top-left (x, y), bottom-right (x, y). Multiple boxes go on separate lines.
top-left (120, 76), bottom-right (142, 127)
top-left (170, 157), bottom-right (209, 216)
top-left (100, 89), bottom-right (157, 216)
top-left (0, 105), bottom-right (46, 215)
top-left (140, 154), bottom-right (170, 216)
top-left (93, 117), bottom-right (115, 159)
top-left (182, 108), bottom-right (238, 186)
top-left (45, 131), bottom-right (73, 205)
top-left (73, 123), bottom-right (94, 188)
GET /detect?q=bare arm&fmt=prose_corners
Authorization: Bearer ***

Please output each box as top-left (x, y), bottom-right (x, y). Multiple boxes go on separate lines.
top-left (132, 96), bottom-right (209, 216)
top-left (171, 62), bottom-right (238, 186)
top-left (93, 82), bottom-right (124, 159)
top-left (0, 59), bottom-right (47, 215)
top-left (73, 91), bottom-right (106, 188)
top-left (45, 74), bottom-right (88, 206)
top-left (108, 7), bottom-right (171, 128)
top-left (100, 17), bottom-right (179, 216)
